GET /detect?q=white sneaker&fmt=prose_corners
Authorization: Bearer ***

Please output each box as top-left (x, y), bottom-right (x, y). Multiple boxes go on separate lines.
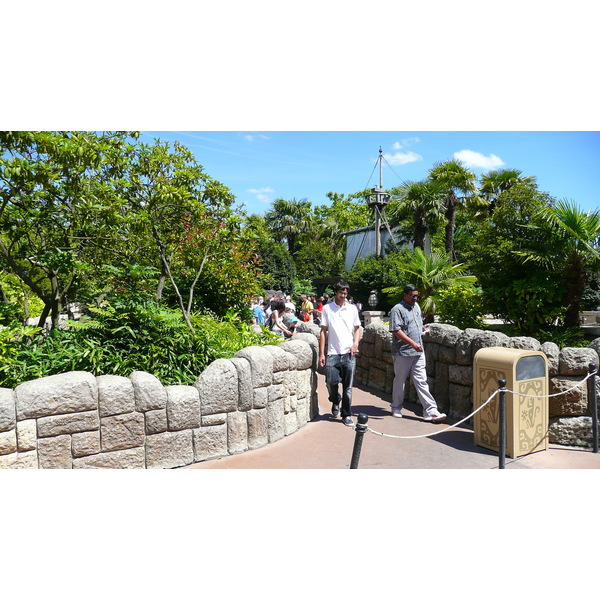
top-left (424, 411), bottom-right (446, 423)
top-left (391, 407), bottom-right (402, 418)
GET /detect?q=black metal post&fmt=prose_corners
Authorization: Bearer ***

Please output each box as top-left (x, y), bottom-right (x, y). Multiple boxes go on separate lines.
top-left (498, 379), bottom-right (507, 469)
top-left (349, 413), bottom-right (369, 469)
top-left (589, 363), bottom-right (598, 453)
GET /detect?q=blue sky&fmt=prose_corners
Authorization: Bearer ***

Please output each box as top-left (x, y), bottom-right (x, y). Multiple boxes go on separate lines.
top-left (140, 131), bottom-right (599, 216)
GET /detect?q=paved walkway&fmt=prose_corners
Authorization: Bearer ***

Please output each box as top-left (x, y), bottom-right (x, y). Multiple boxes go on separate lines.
top-left (185, 373), bottom-right (600, 469)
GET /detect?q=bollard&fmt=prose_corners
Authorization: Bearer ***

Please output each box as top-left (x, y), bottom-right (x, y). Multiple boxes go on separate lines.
top-left (498, 379), bottom-right (507, 469)
top-left (349, 413), bottom-right (369, 469)
top-left (589, 363), bottom-right (598, 454)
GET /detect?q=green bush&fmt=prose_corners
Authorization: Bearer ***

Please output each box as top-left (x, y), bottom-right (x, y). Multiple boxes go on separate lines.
top-left (0, 299), bottom-right (280, 388)
top-left (435, 285), bottom-right (486, 329)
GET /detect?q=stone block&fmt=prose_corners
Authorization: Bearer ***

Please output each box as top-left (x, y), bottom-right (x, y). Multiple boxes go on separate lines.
top-left (16, 419), bottom-right (37, 452)
top-left (202, 413), bottom-right (226, 426)
top-left (37, 410), bottom-right (99, 438)
top-left (193, 424), bottom-right (227, 462)
top-left (146, 430), bottom-right (194, 469)
top-left (284, 411), bottom-right (298, 436)
top-left (549, 376), bottom-right (588, 417)
top-left (449, 364), bottom-right (473, 387)
top-left (38, 434), bottom-right (72, 469)
top-left (267, 398), bottom-right (285, 443)
top-left (0, 429), bottom-right (17, 456)
top-left (233, 347), bottom-right (274, 388)
top-left (227, 411), bottom-right (248, 454)
top-left (549, 416), bottom-right (594, 447)
top-left (0, 450), bottom-right (38, 469)
top-left (541, 342), bottom-right (560, 376)
top-left (280, 340), bottom-right (313, 370)
top-left (73, 447), bottom-right (145, 469)
top-left (0, 388), bottom-right (16, 432)
top-left (263, 345), bottom-right (291, 372)
top-left (195, 359), bottom-right (238, 415)
top-left (368, 367), bottom-right (387, 392)
top-left (247, 408), bottom-right (268, 450)
top-left (15, 371), bottom-right (98, 420)
top-left (101, 412), bottom-right (145, 452)
top-left (559, 348), bottom-right (599, 376)
top-left (438, 345), bottom-right (456, 364)
top-left (253, 386), bottom-right (269, 409)
top-left (145, 409), bottom-right (167, 434)
top-left (97, 375), bottom-right (135, 417)
top-left (296, 396), bottom-right (309, 427)
top-left (166, 385), bottom-right (201, 431)
top-left (230, 357), bottom-right (252, 412)
top-left (130, 371), bottom-right (167, 412)
top-left (360, 342), bottom-right (375, 358)
top-left (507, 336), bottom-right (541, 351)
top-left (268, 383), bottom-right (286, 403)
top-left (455, 330), bottom-right (476, 365)
top-left (72, 430), bottom-right (101, 458)
top-left (449, 384), bottom-right (472, 421)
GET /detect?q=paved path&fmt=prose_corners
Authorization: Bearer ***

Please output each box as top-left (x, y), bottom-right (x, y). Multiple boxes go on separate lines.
top-left (185, 373), bottom-right (600, 469)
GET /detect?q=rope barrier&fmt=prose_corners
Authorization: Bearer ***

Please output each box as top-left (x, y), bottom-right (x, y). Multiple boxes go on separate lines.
top-left (363, 369), bottom-right (597, 440)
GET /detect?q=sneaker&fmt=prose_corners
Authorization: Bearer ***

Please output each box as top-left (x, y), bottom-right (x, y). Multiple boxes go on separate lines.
top-left (331, 403), bottom-right (340, 418)
top-left (424, 411), bottom-right (446, 423)
top-left (342, 416), bottom-right (354, 427)
top-left (391, 407), bottom-right (402, 418)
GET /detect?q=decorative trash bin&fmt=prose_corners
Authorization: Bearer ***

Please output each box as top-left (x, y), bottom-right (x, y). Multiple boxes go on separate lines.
top-left (473, 347), bottom-right (548, 458)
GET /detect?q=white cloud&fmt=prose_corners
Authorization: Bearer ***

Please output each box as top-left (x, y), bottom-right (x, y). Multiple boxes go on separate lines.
top-left (453, 149), bottom-right (505, 169)
top-left (384, 151), bottom-right (422, 166)
top-left (402, 137), bottom-right (421, 146)
top-left (391, 137), bottom-right (420, 151)
top-left (247, 187), bottom-right (275, 202)
top-left (244, 134), bottom-right (270, 142)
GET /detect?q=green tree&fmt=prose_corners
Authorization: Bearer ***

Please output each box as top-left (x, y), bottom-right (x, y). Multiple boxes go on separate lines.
top-left (0, 131), bottom-right (138, 330)
top-left (264, 197), bottom-right (316, 256)
top-left (387, 180), bottom-right (445, 251)
top-left (428, 159), bottom-right (477, 260)
top-left (479, 168), bottom-right (537, 212)
top-left (382, 247), bottom-right (476, 321)
top-left (463, 183), bottom-right (563, 334)
top-left (530, 200), bottom-right (600, 327)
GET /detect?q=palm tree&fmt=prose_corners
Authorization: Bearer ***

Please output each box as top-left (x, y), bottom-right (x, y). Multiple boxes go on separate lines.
top-left (264, 197), bottom-right (315, 256)
top-left (537, 200), bottom-right (600, 327)
top-left (480, 169), bottom-right (537, 212)
top-left (387, 180), bottom-right (445, 251)
top-left (382, 247), bottom-right (477, 322)
top-left (428, 159), bottom-right (477, 260)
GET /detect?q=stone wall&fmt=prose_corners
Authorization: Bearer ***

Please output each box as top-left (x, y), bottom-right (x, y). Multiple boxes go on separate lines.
top-left (356, 323), bottom-right (600, 448)
top-left (0, 334), bottom-right (319, 469)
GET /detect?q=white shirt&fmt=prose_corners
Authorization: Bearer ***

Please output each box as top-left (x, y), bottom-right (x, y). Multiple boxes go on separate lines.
top-left (320, 300), bottom-right (360, 355)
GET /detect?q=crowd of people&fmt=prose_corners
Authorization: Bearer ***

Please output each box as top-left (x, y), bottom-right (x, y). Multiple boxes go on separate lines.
top-left (249, 282), bottom-right (445, 429)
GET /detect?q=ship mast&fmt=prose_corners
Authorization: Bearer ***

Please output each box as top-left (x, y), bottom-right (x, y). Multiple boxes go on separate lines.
top-left (366, 147), bottom-right (391, 257)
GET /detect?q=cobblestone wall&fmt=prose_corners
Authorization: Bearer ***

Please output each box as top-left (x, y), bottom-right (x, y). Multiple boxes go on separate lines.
top-left (356, 323), bottom-right (600, 448)
top-left (0, 334), bottom-right (319, 469)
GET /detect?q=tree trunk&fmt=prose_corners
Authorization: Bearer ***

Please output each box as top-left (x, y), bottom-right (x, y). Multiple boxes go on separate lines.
top-left (444, 192), bottom-right (458, 260)
top-left (562, 254), bottom-right (586, 328)
top-left (413, 209), bottom-right (428, 251)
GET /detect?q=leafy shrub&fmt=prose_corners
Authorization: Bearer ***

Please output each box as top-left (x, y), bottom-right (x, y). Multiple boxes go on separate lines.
top-left (435, 285), bottom-right (486, 330)
top-left (0, 299), bottom-right (280, 388)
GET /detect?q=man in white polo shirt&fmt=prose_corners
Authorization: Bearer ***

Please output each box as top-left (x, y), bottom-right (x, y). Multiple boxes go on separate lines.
top-left (319, 282), bottom-right (361, 427)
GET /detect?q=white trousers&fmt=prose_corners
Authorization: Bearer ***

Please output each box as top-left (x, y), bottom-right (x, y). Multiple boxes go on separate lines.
top-left (391, 353), bottom-right (439, 417)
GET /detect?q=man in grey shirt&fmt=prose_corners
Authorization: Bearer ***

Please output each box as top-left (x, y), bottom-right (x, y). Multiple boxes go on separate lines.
top-left (389, 284), bottom-right (446, 423)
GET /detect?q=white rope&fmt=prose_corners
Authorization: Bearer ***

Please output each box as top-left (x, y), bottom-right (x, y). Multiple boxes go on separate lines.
top-left (363, 369), bottom-right (597, 440)
top-left (366, 389), bottom-right (499, 439)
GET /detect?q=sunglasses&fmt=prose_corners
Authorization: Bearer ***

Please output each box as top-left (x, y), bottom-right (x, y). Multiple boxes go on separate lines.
top-left (406, 293), bottom-right (420, 298)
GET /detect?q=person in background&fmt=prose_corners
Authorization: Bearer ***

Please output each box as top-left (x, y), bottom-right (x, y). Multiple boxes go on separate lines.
top-left (319, 282), bottom-right (361, 427)
top-left (269, 300), bottom-right (293, 337)
top-left (300, 294), bottom-right (314, 321)
top-left (252, 300), bottom-right (269, 325)
top-left (388, 283), bottom-right (446, 423)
